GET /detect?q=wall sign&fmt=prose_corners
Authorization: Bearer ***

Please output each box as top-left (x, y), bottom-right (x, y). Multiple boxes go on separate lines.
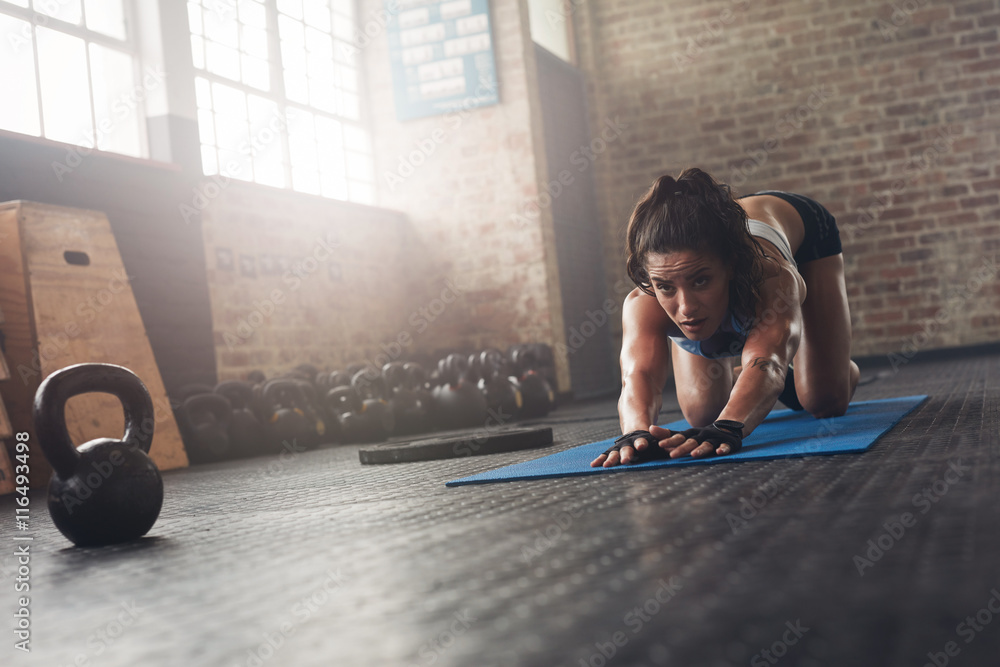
top-left (386, 0), bottom-right (500, 121)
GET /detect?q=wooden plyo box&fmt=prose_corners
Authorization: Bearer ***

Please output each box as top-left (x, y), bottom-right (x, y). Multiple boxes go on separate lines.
top-left (0, 201), bottom-right (188, 489)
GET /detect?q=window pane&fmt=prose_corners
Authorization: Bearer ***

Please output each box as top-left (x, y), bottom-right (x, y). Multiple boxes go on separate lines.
top-left (341, 124), bottom-right (364, 152)
top-left (35, 0), bottom-right (82, 25)
top-left (345, 151), bottom-right (371, 180)
top-left (248, 96), bottom-right (284, 188)
top-left (331, 0), bottom-right (352, 18)
top-left (89, 44), bottom-right (141, 156)
top-left (206, 40), bottom-right (240, 80)
top-left (305, 26), bottom-right (331, 57)
top-left (278, 14), bottom-right (304, 47)
top-left (36, 27), bottom-right (92, 145)
top-left (288, 112), bottom-right (316, 162)
top-left (238, 0), bottom-right (266, 28)
top-left (85, 0), bottom-right (126, 40)
top-left (195, 76), bottom-right (212, 108)
top-left (314, 115), bottom-right (342, 149)
top-left (212, 82), bottom-right (247, 120)
top-left (277, 0), bottom-right (302, 20)
top-left (197, 107), bottom-right (215, 145)
top-left (331, 13), bottom-right (352, 40)
top-left (340, 91), bottom-right (358, 119)
top-left (204, 5), bottom-right (239, 48)
top-left (188, 2), bottom-right (203, 35)
top-left (241, 25), bottom-right (268, 58)
top-left (303, 0), bottom-right (330, 32)
top-left (242, 54), bottom-right (269, 90)
top-left (201, 143), bottom-right (219, 175)
top-left (334, 64), bottom-right (356, 92)
top-left (190, 34), bottom-right (205, 69)
top-left (0, 14), bottom-right (41, 136)
top-left (321, 171), bottom-right (348, 200)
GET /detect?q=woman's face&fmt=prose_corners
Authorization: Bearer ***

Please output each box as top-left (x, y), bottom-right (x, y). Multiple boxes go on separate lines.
top-left (646, 249), bottom-right (732, 340)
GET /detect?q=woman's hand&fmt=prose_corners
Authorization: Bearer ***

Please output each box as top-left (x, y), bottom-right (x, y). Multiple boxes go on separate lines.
top-left (590, 422), bottom-right (743, 468)
top-left (590, 429), bottom-right (657, 467)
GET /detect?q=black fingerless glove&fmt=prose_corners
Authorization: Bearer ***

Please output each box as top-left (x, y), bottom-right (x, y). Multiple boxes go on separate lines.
top-left (602, 429), bottom-right (669, 462)
top-left (678, 420), bottom-right (744, 454)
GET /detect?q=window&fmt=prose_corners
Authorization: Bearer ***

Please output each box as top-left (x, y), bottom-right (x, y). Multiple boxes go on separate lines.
top-left (527, 0), bottom-right (573, 63)
top-left (189, 0), bottom-right (374, 204)
top-left (0, 0), bottom-right (145, 157)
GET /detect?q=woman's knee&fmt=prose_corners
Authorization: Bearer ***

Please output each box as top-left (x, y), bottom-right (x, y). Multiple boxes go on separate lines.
top-left (677, 395), bottom-right (725, 427)
top-left (800, 391), bottom-right (849, 419)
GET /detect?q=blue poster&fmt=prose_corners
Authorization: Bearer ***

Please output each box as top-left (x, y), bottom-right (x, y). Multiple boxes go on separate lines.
top-left (385, 0), bottom-right (500, 121)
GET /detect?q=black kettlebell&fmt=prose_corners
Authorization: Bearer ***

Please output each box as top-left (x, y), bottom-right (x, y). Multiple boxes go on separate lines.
top-left (478, 349), bottom-right (522, 420)
top-left (293, 379), bottom-right (333, 446)
top-left (432, 353), bottom-right (488, 430)
top-left (177, 393), bottom-right (233, 464)
top-left (34, 363), bottom-right (163, 547)
top-left (328, 370), bottom-right (352, 388)
top-left (325, 386), bottom-right (365, 442)
top-left (405, 362), bottom-right (435, 431)
top-left (261, 380), bottom-right (315, 452)
top-left (215, 380), bottom-right (267, 457)
top-left (383, 362), bottom-right (428, 435)
top-left (350, 369), bottom-right (395, 441)
top-left (510, 345), bottom-right (555, 419)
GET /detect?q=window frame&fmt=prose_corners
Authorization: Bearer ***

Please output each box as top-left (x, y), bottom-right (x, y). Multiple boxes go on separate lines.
top-left (189, 0), bottom-right (375, 205)
top-left (0, 0), bottom-right (149, 158)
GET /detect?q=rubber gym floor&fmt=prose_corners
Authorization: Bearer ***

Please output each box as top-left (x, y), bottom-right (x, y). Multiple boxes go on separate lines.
top-left (3, 348), bottom-right (999, 667)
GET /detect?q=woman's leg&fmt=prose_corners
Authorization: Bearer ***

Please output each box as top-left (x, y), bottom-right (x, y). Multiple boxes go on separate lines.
top-left (670, 342), bottom-right (736, 426)
top-left (794, 253), bottom-right (859, 418)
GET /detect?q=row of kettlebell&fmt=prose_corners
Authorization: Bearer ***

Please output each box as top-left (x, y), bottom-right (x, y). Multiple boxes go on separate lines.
top-left (172, 344), bottom-right (557, 463)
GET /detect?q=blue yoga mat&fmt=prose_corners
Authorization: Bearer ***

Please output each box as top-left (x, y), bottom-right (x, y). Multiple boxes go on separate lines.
top-left (446, 395), bottom-right (927, 487)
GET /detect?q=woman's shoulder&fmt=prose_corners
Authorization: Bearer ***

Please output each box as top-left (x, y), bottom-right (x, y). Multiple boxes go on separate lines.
top-left (623, 288), bottom-right (680, 337)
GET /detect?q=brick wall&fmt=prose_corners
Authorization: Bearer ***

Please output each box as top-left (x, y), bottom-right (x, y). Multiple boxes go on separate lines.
top-left (201, 180), bottom-right (418, 381)
top-left (360, 0), bottom-right (572, 390)
top-left (574, 0), bottom-right (1000, 358)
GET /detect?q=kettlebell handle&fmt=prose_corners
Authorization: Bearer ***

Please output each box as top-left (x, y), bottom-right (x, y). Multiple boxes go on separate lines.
top-left (34, 363), bottom-right (155, 480)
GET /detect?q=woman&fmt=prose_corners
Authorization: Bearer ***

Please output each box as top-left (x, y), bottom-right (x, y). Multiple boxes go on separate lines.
top-left (592, 168), bottom-right (859, 468)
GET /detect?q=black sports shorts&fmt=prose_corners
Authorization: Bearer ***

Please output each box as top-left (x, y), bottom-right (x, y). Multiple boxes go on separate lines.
top-left (740, 190), bottom-right (843, 265)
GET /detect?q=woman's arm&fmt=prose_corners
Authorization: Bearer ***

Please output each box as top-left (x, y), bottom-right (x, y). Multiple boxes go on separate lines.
top-left (591, 289), bottom-right (673, 467)
top-left (660, 264), bottom-right (805, 458)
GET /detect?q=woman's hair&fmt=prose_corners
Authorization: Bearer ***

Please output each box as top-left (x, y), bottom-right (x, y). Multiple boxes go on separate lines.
top-left (625, 167), bottom-right (769, 327)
